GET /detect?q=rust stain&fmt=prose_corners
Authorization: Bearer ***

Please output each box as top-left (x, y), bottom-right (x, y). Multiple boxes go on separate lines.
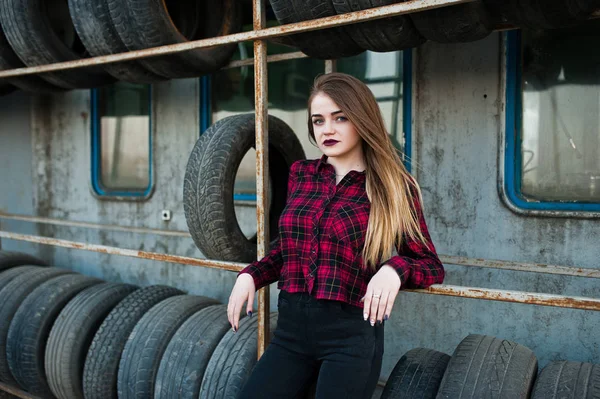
top-left (416, 286), bottom-right (600, 312)
top-left (4, 231), bottom-right (600, 312)
top-left (0, 381), bottom-right (42, 399)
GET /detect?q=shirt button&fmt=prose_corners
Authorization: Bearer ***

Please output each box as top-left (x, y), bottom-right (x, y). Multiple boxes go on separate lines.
top-left (311, 250), bottom-right (316, 254)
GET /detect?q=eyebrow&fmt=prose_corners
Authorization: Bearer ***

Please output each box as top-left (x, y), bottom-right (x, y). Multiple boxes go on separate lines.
top-left (311, 110), bottom-right (343, 118)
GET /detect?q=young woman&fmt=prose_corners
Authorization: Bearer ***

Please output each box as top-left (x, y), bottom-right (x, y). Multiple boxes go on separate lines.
top-left (228, 72), bottom-right (444, 398)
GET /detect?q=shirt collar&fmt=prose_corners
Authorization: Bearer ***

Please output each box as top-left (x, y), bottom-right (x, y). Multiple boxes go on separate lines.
top-left (316, 155), bottom-right (367, 180)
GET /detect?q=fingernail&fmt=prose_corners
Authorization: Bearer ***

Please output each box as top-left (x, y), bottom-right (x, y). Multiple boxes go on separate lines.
top-left (370, 319), bottom-right (375, 326)
top-left (384, 315), bottom-right (389, 321)
top-left (232, 326), bottom-right (236, 333)
top-left (363, 313), bottom-right (368, 321)
top-left (377, 320), bottom-right (382, 326)
top-left (248, 311), bottom-right (253, 317)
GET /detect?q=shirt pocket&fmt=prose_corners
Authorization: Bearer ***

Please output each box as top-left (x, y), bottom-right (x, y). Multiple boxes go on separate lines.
top-left (327, 203), bottom-right (370, 250)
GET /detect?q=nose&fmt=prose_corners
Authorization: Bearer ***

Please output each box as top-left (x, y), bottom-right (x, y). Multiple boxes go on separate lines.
top-left (323, 119), bottom-right (334, 134)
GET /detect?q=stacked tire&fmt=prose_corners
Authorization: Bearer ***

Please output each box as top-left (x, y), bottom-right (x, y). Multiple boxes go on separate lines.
top-left (268, 0), bottom-right (600, 57)
top-left (0, 0), bottom-right (242, 95)
top-left (381, 333), bottom-right (600, 399)
top-left (0, 250), bottom-right (281, 399)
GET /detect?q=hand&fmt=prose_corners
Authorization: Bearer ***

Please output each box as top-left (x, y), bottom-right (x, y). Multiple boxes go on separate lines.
top-left (227, 273), bottom-right (256, 332)
top-left (361, 265), bottom-right (401, 326)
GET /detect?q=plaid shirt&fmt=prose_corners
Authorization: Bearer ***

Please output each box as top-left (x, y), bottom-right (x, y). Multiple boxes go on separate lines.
top-left (238, 155), bottom-right (444, 307)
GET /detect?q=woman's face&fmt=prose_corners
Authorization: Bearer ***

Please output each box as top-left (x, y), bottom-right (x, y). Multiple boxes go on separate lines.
top-left (310, 93), bottom-right (362, 161)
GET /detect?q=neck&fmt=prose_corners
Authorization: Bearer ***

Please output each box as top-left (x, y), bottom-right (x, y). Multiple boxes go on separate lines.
top-left (325, 152), bottom-right (366, 176)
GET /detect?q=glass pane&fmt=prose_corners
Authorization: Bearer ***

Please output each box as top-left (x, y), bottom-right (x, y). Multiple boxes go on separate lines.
top-left (520, 20), bottom-right (600, 202)
top-left (98, 82), bottom-right (151, 192)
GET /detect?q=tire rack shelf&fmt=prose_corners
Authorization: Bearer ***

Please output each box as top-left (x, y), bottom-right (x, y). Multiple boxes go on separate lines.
top-left (1, 231), bottom-right (600, 312)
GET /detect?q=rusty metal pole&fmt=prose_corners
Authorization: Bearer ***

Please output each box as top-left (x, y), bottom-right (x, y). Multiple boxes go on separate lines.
top-left (253, 0), bottom-right (270, 359)
top-left (324, 59), bottom-right (337, 74)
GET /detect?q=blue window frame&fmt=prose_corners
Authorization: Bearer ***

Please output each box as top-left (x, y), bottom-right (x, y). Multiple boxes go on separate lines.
top-left (200, 49), bottom-right (414, 202)
top-left (91, 83), bottom-right (153, 198)
top-left (504, 29), bottom-right (600, 212)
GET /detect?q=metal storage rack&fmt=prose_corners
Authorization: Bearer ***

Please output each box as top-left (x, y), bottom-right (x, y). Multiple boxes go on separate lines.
top-left (0, 0), bottom-right (599, 397)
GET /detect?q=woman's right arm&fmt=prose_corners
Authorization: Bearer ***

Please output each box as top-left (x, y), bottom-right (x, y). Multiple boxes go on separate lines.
top-left (237, 238), bottom-right (284, 291)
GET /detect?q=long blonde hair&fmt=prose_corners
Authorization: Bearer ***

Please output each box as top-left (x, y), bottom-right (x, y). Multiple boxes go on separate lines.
top-left (307, 73), bottom-right (428, 272)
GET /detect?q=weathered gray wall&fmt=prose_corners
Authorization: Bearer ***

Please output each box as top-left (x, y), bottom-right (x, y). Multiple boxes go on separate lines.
top-left (0, 32), bottom-right (599, 382)
top-left (0, 91), bottom-right (38, 253)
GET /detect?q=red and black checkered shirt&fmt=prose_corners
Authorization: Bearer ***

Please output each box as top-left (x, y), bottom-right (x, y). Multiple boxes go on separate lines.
top-left (238, 155), bottom-right (444, 307)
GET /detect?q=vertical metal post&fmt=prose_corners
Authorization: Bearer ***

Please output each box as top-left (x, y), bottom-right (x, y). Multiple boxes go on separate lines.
top-left (325, 59), bottom-right (337, 74)
top-left (253, 0), bottom-right (270, 358)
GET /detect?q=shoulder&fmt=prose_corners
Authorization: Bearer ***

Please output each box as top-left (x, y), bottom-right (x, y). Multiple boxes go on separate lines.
top-left (290, 158), bottom-right (320, 176)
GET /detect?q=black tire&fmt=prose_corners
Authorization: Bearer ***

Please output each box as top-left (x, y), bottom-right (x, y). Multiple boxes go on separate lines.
top-left (0, 0), bottom-right (115, 89)
top-left (0, 250), bottom-right (47, 272)
top-left (117, 295), bottom-right (220, 399)
top-left (554, 19), bottom-right (600, 86)
top-left (332, 0), bottom-right (425, 52)
top-left (83, 285), bottom-right (184, 399)
top-left (108, 0), bottom-right (241, 78)
top-left (483, 0), bottom-right (600, 29)
top-left (45, 283), bottom-right (138, 399)
top-left (0, 266), bottom-right (41, 293)
top-left (67, 0), bottom-right (165, 83)
top-left (0, 84), bottom-right (15, 96)
top-left (531, 360), bottom-right (600, 399)
top-left (183, 114), bottom-right (306, 263)
top-left (521, 30), bottom-right (563, 91)
top-left (381, 348), bottom-right (451, 399)
top-left (269, 0), bottom-right (363, 59)
top-left (410, 1), bottom-right (492, 43)
top-left (0, 267), bottom-right (72, 386)
top-left (6, 274), bottom-right (102, 397)
top-left (200, 312), bottom-right (278, 399)
top-left (0, 27), bottom-right (64, 93)
top-left (155, 304), bottom-right (231, 399)
top-left (436, 334), bottom-right (537, 399)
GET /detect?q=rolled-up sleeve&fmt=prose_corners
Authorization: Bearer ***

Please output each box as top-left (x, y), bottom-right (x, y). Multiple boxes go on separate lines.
top-left (381, 192), bottom-right (444, 289)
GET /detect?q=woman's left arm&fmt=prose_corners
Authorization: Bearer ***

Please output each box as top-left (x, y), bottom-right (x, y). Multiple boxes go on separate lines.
top-left (382, 193), bottom-right (445, 289)
top-left (362, 193), bottom-right (444, 325)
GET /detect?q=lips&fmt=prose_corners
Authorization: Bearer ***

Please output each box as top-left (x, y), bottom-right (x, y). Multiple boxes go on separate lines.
top-left (323, 139), bottom-right (339, 146)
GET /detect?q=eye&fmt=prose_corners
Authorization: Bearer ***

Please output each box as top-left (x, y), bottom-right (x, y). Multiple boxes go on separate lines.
top-left (312, 119), bottom-right (323, 125)
top-left (336, 116), bottom-right (347, 122)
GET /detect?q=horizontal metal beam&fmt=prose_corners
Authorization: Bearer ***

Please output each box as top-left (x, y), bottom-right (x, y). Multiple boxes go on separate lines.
top-left (0, 0), bottom-right (473, 79)
top-left (0, 230), bottom-right (245, 272)
top-left (439, 255), bottom-right (600, 279)
top-left (225, 51), bottom-right (308, 69)
top-left (409, 284), bottom-right (600, 311)
top-left (0, 382), bottom-right (41, 399)
top-left (2, 215), bottom-right (598, 279)
top-left (1, 230), bottom-right (599, 311)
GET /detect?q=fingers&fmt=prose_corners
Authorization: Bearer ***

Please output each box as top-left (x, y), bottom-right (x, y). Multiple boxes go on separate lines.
top-left (369, 292), bottom-right (384, 326)
top-left (247, 290), bottom-right (255, 317)
top-left (362, 290), bottom-right (394, 326)
top-left (227, 292), bottom-right (255, 333)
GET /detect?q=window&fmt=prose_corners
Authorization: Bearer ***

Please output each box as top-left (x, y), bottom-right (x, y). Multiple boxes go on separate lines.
top-left (205, 44), bottom-right (413, 200)
top-left (504, 21), bottom-right (600, 212)
top-left (91, 82), bottom-right (153, 198)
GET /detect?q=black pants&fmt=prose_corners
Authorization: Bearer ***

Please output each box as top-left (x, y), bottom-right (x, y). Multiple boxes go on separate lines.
top-left (239, 290), bottom-right (384, 399)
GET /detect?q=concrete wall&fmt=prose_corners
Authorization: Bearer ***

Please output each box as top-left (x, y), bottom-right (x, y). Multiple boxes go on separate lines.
top-left (0, 32), bottom-right (599, 381)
